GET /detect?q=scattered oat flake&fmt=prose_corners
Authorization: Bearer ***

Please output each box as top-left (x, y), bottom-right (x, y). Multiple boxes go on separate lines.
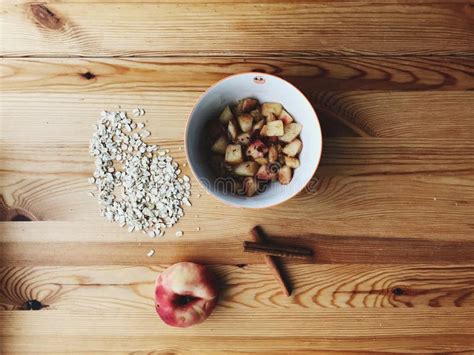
top-left (88, 192), bottom-right (95, 197)
top-left (132, 109), bottom-right (140, 117)
top-left (89, 109), bottom-right (192, 238)
top-left (196, 227), bottom-right (200, 231)
top-left (147, 249), bottom-right (155, 257)
top-left (433, 197), bottom-right (437, 201)
top-left (88, 177), bottom-right (95, 184)
top-left (175, 230), bottom-right (183, 237)
top-left (197, 194), bottom-right (201, 198)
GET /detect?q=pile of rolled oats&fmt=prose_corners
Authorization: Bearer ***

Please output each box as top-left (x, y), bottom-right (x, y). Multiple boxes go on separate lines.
top-left (89, 109), bottom-right (191, 238)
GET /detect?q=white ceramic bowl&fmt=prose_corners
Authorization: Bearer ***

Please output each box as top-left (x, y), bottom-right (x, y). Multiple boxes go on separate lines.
top-left (185, 72), bottom-right (322, 208)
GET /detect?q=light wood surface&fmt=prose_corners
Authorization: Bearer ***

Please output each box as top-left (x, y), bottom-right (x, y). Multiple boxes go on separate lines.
top-left (1, 0), bottom-right (474, 353)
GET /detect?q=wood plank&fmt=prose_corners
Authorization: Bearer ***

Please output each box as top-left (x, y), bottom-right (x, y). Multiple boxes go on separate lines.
top-left (1, 220), bottom-right (474, 266)
top-left (1, 138), bottom-right (473, 178)
top-left (1, 265), bottom-right (473, 311)
top-left (2, 2), bottom-right (474, 56)
top-left (0, 309), bottom-right (472, 353)
top-left (0, 174), bottom-right (472, 230)
top-left (2, 57), bottom-right (474, 92)
top-left (1, 92), bottom-right (473, 144)
top-left (1, 334), bottom-right (473, 354)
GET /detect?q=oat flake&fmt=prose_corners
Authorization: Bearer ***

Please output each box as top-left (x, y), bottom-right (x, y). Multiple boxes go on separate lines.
top-left (89, 109), bottom-right (191, 237)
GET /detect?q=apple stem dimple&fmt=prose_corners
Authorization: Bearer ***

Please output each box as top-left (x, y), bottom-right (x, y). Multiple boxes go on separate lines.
top-left (175, 294), bottom-right (198, 307)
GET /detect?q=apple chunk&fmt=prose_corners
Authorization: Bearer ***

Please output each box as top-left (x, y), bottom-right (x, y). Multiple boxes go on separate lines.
top-left (284, 156), bottom-right (300, 168)
top-left (252, 120), bottom-right (265, 133)
top-left (282, 139), bottom-right (302, 157)
top-left (238, 98), bottom-right (258, 113)
top-left (238, 114), bottom-right (254, 133)
top-left (256, 164), bottom-right (278, 181)
top-left (225, 144), bottom-right (243, 165)
top-left (265, 120), bottom-right (284, 137)
top-left (246, 139), bottom-right (268, 159)
top-left (250, 109), bottom-right (263, 122)
top-left (254, 157), bottom-right (268, 165)
top-left (278, 109), bottom-right (294, 125)
top-left (261, 102), bottom-right (283, 117)
top-left (243, 177), bottom-right (259, 197)
top-left (219, 105), bottom-right (234, 124)
top-left (278, 165), bottom-right (292, 185)
top-left (280, 123), bottom-right (303, 143)
top-left (237, 132), bottom-right (251, 146)
top-left (228, 120), bottom-right (239, 141)
top-left (234, 161), bottom-right (259, 177)
top-left (268, 145), bottom-right (278, 163)
top-left (266, 113), bottom-right (277, 122)
top-left (211, 136), bottom-right (228, 154)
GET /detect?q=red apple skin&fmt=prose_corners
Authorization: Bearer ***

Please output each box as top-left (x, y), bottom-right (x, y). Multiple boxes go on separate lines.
top-left (155, 262), bottom-right (219, 328)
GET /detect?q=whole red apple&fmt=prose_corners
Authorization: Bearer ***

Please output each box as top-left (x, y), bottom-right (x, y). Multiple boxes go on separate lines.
top-left (155, 262), bottom-right (219, 328)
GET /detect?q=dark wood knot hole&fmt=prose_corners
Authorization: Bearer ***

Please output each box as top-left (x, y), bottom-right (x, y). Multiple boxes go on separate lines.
top-left (392, 287), bottom-right (404, 296)
top-left (11, 213), bottom-right (32, 221)
top-left (0, 207), bottom-right (37, 222)
top-left (23, 300), bottom-right (44, 310)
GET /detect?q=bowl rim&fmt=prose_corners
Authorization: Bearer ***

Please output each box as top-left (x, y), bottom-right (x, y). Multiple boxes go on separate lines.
top-left (184, 72), bottom-right (323, 209)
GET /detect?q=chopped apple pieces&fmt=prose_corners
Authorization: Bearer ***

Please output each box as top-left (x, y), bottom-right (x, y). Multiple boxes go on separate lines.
top-left (265, 120), bottom-right (284, 137)
top-left (268, 145), bottom-right (278, 163)
top-left (278, 109), bottom-right (294, 125)
top-left (261, 102), bottom-right (283, 117)
top-left (228, 120), bottom-right (239, 141)
top-left (219, 106), bottom-right (234, 124)
top-left (208, 98), bottom-right (303, 196)
top-left (246, 139), bottom-right (268, 159)
top-left (282, 138), bottom-right (302, 157)
top-left (237, 132), bottom-right (251, 146)
top-left (284, 156), bottom-right (300, 168)
top-left (280, 123), bottom-right (302, 143)
top-left (225, 144), bottom-right (243, 165)
top-left (234, 161), bottom-right (259, 177)
top-left (238, 114), bottom-right (253, 133)
top-left (243, 177), bottom-right (259, 197)
top-left (238, 98), bottom-right (258, 113)
top-left (278, 165), bottom-right (292, 185)
top-left (211, 136), bottom-right (228, 154)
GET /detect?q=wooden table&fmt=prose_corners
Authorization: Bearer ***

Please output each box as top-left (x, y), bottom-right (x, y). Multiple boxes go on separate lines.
top-left (1, 1), bottom-right (474, 353)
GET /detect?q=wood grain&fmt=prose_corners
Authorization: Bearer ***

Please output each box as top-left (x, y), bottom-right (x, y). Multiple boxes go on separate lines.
top-left (1, 138), bottom-right (473, 178)
top-left (2, 2), bottom-right (474, 56)
top-left (1, 220), bottom-right (474, 266)
top-left (1, 92), bottom-right (473, 145)
top-left (2, 57), bottom-right (474, 92)
top-left (2, 0), bottom-right (474, 352)
top-left (1, 265), bottom-right (473, 311)
top-left (1, 334), bottom-right (473, 354)
top-left (0, 174), bottom-right (472, 231)
top-left (1, 309), bottom-right (473, 353)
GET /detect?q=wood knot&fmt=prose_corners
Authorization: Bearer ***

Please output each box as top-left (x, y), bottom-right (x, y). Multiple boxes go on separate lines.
top-left (392, 287), bottom-right (404, 296)
top-left (23, 300), bottom-right (44, 310)
top-left (28, 3), bottom-right (64, 31)
top-left (0, 196), bottom-right (38, 221)
top-left (80, 71), bottom-right (96, 80)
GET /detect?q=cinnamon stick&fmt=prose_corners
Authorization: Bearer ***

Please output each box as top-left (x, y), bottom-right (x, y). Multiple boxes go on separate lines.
top-left (250, 227), bottom-right (291, 297)
top-left (244, 241), bottom-right (313, 259)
